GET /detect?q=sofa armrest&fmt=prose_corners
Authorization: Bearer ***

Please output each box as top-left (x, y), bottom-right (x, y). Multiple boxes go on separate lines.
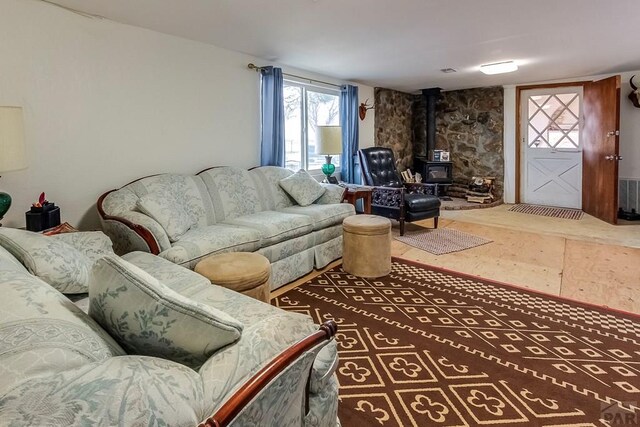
top-left (199, 320), bottom-right (337, 427)
top-left (315, 184), bottom-right (346, 205)
top-left (98, 190), bottom-right (171, 255)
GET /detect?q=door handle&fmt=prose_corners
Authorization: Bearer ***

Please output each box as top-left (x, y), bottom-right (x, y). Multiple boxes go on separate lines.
top-left (605, 155), bottom-right (615, 160)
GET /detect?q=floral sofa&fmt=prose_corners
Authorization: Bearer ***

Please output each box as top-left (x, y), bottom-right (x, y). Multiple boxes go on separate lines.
top-left (98, 166), bottom-right (355, 289)
top-left (0, 229), bottom-right (340, 426)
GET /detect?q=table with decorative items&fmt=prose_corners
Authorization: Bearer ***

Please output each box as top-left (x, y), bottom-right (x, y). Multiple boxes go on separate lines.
top-left (341, 184), bottom-right (373, 214)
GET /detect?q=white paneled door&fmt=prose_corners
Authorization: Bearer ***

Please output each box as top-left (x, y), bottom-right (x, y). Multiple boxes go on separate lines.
top-left (521, 87), bottom-right (583, 209)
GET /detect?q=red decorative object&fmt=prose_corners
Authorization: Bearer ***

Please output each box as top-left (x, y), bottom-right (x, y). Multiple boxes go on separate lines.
top-left (358, 98), bottom-right (374, 120)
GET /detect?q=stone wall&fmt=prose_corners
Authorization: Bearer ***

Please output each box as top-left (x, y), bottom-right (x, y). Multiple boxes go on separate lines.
top-left (374, 86), bottom-right (504, 199)
top-left (435, 86), bottom-right (504, 198)
top-left (374, 88), bottom-right (415, 170)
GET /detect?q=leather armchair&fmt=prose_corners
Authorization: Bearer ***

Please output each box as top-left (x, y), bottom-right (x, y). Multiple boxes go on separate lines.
top-left (358, 147), bottom-right (441, 235)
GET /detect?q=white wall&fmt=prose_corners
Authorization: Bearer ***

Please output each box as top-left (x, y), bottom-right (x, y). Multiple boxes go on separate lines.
top-left (618, 72), bottom-right (640, 180)
top-left (358, 85), bottom-right (376, 149)
top-left (503, 70), bottom-right (640, 203)
top-left (0, 0), bottom-right (374, 229)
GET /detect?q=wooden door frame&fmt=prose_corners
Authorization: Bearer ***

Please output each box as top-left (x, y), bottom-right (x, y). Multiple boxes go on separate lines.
top-left (515, 81), bottom-right (590, 203)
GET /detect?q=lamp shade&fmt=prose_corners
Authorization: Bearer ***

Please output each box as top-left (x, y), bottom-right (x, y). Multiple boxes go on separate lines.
top-left (316, 125), bottom-right (342, 155)
top-left (0, 107), bottom-right (27, 173)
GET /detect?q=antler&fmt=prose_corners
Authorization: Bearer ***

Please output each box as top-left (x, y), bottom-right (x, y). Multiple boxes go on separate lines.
top-left (629, 75), bottom-right (640, 108)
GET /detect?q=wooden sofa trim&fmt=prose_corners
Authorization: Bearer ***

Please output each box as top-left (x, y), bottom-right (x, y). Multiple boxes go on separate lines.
top-left (198, 320), bottom-right (339, 427)
top-left (97, 189), bottom-right (161, 255)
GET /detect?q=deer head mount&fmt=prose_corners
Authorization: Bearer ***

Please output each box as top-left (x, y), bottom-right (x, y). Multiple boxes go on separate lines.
top-left (630, 75), bottom-right (640, 108)
top-left (359, 99), bottom-right (374, 120)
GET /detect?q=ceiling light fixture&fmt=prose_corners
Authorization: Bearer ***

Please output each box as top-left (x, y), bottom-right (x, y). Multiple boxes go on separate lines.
top-left (480, 61), bottom-right (518, 75)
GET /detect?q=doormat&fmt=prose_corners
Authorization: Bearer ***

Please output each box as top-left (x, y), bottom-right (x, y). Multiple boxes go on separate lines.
top-left (394, 228), bottom-right (492, 255)
top-left (508, 204), bottom-right (584, 220)
top-left (272, 259), bottom-right (640, 426)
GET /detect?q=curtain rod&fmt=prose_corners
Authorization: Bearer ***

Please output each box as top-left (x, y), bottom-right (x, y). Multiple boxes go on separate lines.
top-left (247, 63), bottom-right (342, 89)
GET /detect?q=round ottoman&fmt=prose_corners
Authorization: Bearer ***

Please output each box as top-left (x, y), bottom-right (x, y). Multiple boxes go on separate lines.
top-left (342, 215), bottom-right (392, 278)
top-left (194, 252), bottom-right (271, 303)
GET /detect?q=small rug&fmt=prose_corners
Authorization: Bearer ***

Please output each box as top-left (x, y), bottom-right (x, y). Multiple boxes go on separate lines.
top-left (509, 204), bottom-right (584, 220)
top-left (273, 259), bottom-right (640, 427)
top-left (394, 228), bottom-right (492, 255)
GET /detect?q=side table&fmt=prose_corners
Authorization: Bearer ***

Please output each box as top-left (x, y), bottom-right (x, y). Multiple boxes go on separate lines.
top-left (342, 187), bottom-right (372, 214)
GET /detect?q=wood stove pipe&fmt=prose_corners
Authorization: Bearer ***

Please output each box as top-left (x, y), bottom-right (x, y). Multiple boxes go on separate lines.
top-left (421, 87), bottom-right (441, 160)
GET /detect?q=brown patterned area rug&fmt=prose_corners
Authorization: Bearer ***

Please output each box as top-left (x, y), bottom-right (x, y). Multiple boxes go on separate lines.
top-left (394, 228), bottom-right (492, 255)
top-left (272, 259), bottom-right (640, 427)
top-left (508, 204), bottom-right (584, 220)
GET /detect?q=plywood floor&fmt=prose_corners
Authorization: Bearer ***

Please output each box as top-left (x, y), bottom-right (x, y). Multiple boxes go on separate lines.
top-left (273, 206), bottom-right (640, 315)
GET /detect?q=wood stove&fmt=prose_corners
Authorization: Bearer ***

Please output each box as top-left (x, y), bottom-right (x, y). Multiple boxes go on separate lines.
top-left (413, 87), bottom-right (453, 193)
top-left (419, 160), bottom-right (453, 183)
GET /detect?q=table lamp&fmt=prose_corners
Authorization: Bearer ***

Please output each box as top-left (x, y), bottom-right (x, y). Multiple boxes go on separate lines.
top-left (0, 107), bottom-right (28, 226)
top-left (316, 125), bottom-right (342, 182)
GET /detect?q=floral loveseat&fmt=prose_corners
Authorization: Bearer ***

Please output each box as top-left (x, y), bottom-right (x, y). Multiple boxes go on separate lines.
top-left (98, 166), bottom-right (355, 289)
top-left (0, 229), bottom-right (339, 426)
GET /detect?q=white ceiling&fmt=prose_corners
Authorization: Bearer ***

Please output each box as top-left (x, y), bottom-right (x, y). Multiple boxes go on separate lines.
top-left (49, 0), bottom-right (640, 92)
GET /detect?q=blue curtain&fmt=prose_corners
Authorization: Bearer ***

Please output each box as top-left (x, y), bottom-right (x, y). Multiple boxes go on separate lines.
top-left (340, 84), bottom-right (360, 184)
top-left (260, 66), bottom-right (285, 167)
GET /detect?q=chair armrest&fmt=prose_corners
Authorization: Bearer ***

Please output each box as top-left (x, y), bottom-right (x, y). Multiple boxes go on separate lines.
top-left (404, 182), bottom-right (437, 196)
top-left (371, 186), bottom-right (405, 208)
top-left (315, 184), bottom-right (346, 205)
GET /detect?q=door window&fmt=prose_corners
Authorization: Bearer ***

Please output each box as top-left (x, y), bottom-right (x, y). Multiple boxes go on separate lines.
top-left (528, 93), bottom-right (580, 149)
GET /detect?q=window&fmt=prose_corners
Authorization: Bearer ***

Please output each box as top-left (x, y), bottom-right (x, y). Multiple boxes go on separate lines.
top-left (527, 92), bottom-right (581, 149)
top-left (283, 80), bottom-right (340, 171)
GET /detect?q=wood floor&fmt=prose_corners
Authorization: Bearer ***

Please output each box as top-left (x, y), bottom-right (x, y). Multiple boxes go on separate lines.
top-left (272, 207), bottom-right (640, 315)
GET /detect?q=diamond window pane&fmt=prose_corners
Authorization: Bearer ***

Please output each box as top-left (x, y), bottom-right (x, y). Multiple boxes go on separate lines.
top-left (528, 96), bottom-right (550, 119)
top-left (528, 124), bottom-right (550, 148)
top-left (556, 130), bottom-right (580, 148)
top-left (530, 110), bottom-right (551, 135)
top-left (567, 98), bottom-right (580, 119)
top-left (555, 93), bottom-right (577, 104)
top-left (552, 122), bottom-right (580, 148)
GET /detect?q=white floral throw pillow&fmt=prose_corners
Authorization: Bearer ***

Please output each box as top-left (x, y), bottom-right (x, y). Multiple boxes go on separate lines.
top-left (89, 256), bottom-right (243, 368)
top-left (136, 192), bottom-right (195, 242)
top-left (279, 169), bottom-right (326, 207)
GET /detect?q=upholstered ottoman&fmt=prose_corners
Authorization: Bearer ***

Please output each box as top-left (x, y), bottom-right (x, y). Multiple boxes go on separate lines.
top-left (342, 215), bottom-right (391, 278)
top-left (194, 252), bottom-right (271, 303)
